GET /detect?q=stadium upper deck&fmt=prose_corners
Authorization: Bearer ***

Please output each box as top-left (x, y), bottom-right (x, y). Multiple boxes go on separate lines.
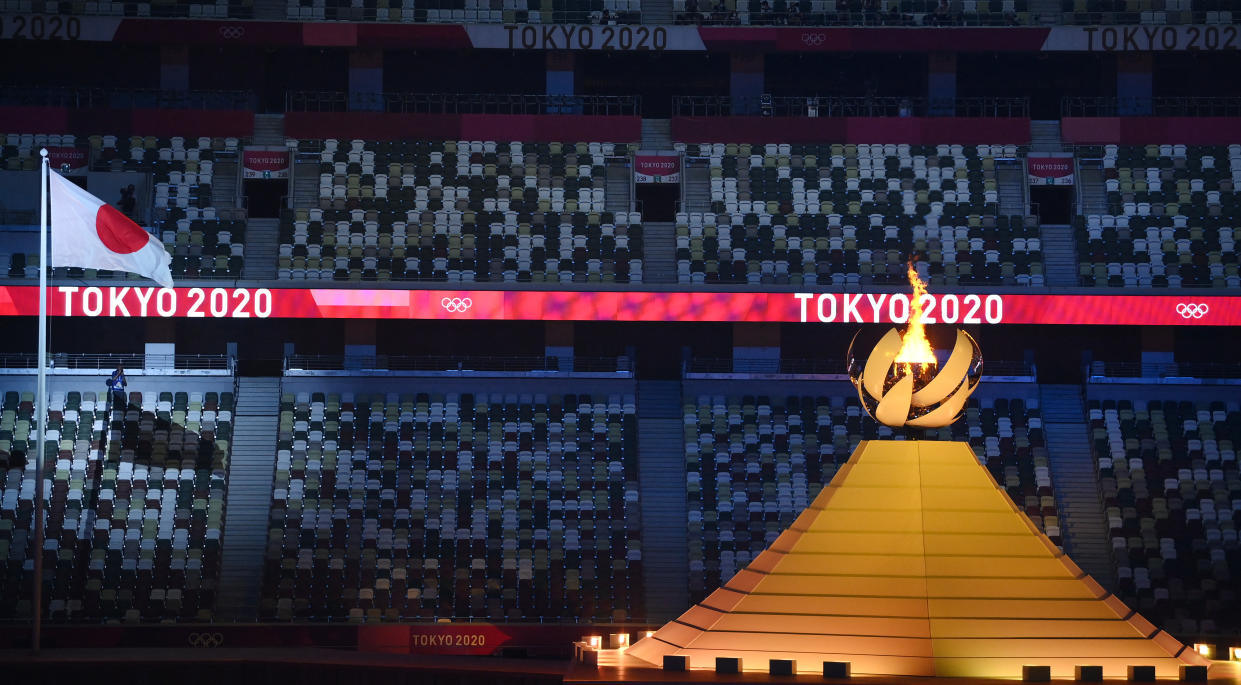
top-left (4, 0), bottom-right (1236, 27)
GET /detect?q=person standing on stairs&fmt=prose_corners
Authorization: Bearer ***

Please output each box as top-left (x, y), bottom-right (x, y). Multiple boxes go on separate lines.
top-left (107, 365), bottom-right (127, 414)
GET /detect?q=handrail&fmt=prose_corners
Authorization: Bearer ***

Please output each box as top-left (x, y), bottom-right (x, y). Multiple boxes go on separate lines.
top-left (1087, 361), bottom-right (1241, 380)
top-left (0, 353), bottom-right (232, 371)
top-left (0, 86), bottom-right (257, 111)
top-left (686, 358), bottom-right (1034, 377)
top-left (1062, 96), bottom-right (1241, 118)
top-left (287, 7), bottom-right (640, 23)
top-left (731, 8), bottom-right (1027, 26)
top-left (672, 95), bottom-right (1029, 118)
top-left (285, 354), bottom-right (633, 374)
top-left (286, 91), bottom-right (642, 116)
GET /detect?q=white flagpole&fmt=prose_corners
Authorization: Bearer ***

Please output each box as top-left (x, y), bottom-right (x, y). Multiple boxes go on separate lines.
top-left (33, 148), bottom-right (49, 652)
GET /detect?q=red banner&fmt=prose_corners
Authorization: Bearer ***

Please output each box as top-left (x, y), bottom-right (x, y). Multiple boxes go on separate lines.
top-left (1027, 156), bottom-right (1074, 186)
top-left (1061, 117), bottom-right (1241, 145)
top-left (633, 154), bottom-right (680, 184)
top-left (406, 625), bottom-right (510, 655)
top-left (671, 116), bottom-right (1031, 145)
top-left (242, 149), bottom-right (290, 179)
top-left (0, 286), bottom-right (1231, 326)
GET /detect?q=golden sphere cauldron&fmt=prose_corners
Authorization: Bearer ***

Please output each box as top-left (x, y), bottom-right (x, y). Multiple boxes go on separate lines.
top-left (847, 327), bottom-right (983, 428)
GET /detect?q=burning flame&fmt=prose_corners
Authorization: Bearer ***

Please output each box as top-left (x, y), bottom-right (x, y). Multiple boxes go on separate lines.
top-left (895, 263), bottom-right (937, 373)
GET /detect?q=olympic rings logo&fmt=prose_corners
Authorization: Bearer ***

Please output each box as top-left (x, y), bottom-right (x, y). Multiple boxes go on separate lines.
top-left (801, 33), bottom-right (827, 46)
top-left (187, 632), bottom-right (224, 648)
top-left (1175, 303), bottom-right (1209, 319)
top-left (441, 297), bottom-right (473, 313)
top-left (218, 26), bottom-right (245, 39)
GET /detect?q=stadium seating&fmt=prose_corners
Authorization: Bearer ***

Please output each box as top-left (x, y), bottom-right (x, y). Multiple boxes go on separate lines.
top-left (6, 0), bottom-right (254, 18)
top-left (284, 0), bottom-right (642, 23)
top-left (679, 142), bottom-right (1041, 286)
top-left (728, 0), bottom-right (1031, 26)
top-left (0, 386), bottom-right (232, 622)
top-left (279, 139), bottom-right (642, 282)
top-left (1062, 1), bottom-right (1236, 26)
top-left (1076, 144), bottom-right (1240, 288)
top-left (1, 132), bottom-right (245, 280)
top-left (1090, 397), bottom-right (1240, 636)
top-left (683, 391), bottom-right (1056, 601)
top-left (260, 390), bottom-right (642, 622)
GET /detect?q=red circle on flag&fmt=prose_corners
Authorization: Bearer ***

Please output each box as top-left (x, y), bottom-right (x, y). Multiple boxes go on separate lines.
top-left (95, 204), bottom-right (149, 255)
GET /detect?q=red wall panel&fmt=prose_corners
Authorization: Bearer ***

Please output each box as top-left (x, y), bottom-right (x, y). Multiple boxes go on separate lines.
top-left (1062, 117), bottom-right (1241, 144)
top-left (0, 107), bottom-right (71, 133)
top-left (0, 107), bottom-right (254, 137)
top-left (671, 116), bottom-right (1031, 144)
top-left (283, 112), bottom-right (641, 142)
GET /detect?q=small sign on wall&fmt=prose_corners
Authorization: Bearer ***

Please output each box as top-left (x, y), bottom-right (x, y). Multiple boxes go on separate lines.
top-left (634, 154), bottom-right (680, 184)
top-left (242, 149), bottom-right (290, 179)
top-left (1027, 156), bottom-right (1074, 186)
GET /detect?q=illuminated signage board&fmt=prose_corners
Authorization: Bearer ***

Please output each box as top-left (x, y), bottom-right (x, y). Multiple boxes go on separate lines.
top-left (0, 286), bottom-right (1229, 325)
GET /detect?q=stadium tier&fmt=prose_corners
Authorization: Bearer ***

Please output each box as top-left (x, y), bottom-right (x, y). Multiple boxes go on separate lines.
top-left (0, 363), bottom-right (1234, 657)
top-left (261, 390), bottom-right (642, 622)
top-left (281, 139), bottom-right (642, 283)
top-left (0, 384), bottom-right (233, 622)
top-left (9, 0), bottom-right (1241, 27)
top-left (1061, 1), bottom-right (1236, 25)
top-left (1076, 144), bottom-right (1241, 288)
top-left (1090, 397), bottom-right (1241, 636)
top-left (8, 125), bottom-right (1241, 290)
top-left (680, 142), bottom-right (1040, 286)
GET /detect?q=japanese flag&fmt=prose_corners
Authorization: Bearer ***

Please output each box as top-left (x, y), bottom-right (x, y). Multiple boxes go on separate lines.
top-left (50, 171), bottom-right (174, 289)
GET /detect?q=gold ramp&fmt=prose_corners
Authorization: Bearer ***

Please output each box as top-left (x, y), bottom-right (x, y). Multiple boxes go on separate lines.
top-left (628, 440), bottom-right (1208, 677)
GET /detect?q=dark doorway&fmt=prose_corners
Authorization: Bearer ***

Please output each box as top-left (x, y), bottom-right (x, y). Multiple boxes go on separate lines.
top-left (1030, 186), bottom-right (1074, 224)
top-left (635, 184), bottom-right (680, 222)
top-left (243, 179), bottom-right (287, 219)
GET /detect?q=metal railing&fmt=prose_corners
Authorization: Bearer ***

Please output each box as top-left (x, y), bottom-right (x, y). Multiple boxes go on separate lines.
top-left (286, 91), bottom-right (641, 116)
top-left (1088, 361), bottom-right (1241, 380)
top-left (286, 7), bottom-right (640, 24)
top-left (673, 95), bottom-right (1029, 118)
top-left (285, 354), bottom-right (632, 374)
top-left (686, 358), bottom-right (846, 375)
top-left (0, 208), bottom-right (37, 225)
top-left (0, 86), bottom-right (257, 111)
top-left (1062, 96), bottom-right (1241, 118)
top-left (1061, 10), bottom-right (1229, 26)
top-left (0, 353), bottom-right (232, 371)
top-left (729, 8), bottom-right (1027, 26)
top-left (36, 4), bottom-right (255, 18)
top-left (687, 357), bottom-right (1033, 377)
